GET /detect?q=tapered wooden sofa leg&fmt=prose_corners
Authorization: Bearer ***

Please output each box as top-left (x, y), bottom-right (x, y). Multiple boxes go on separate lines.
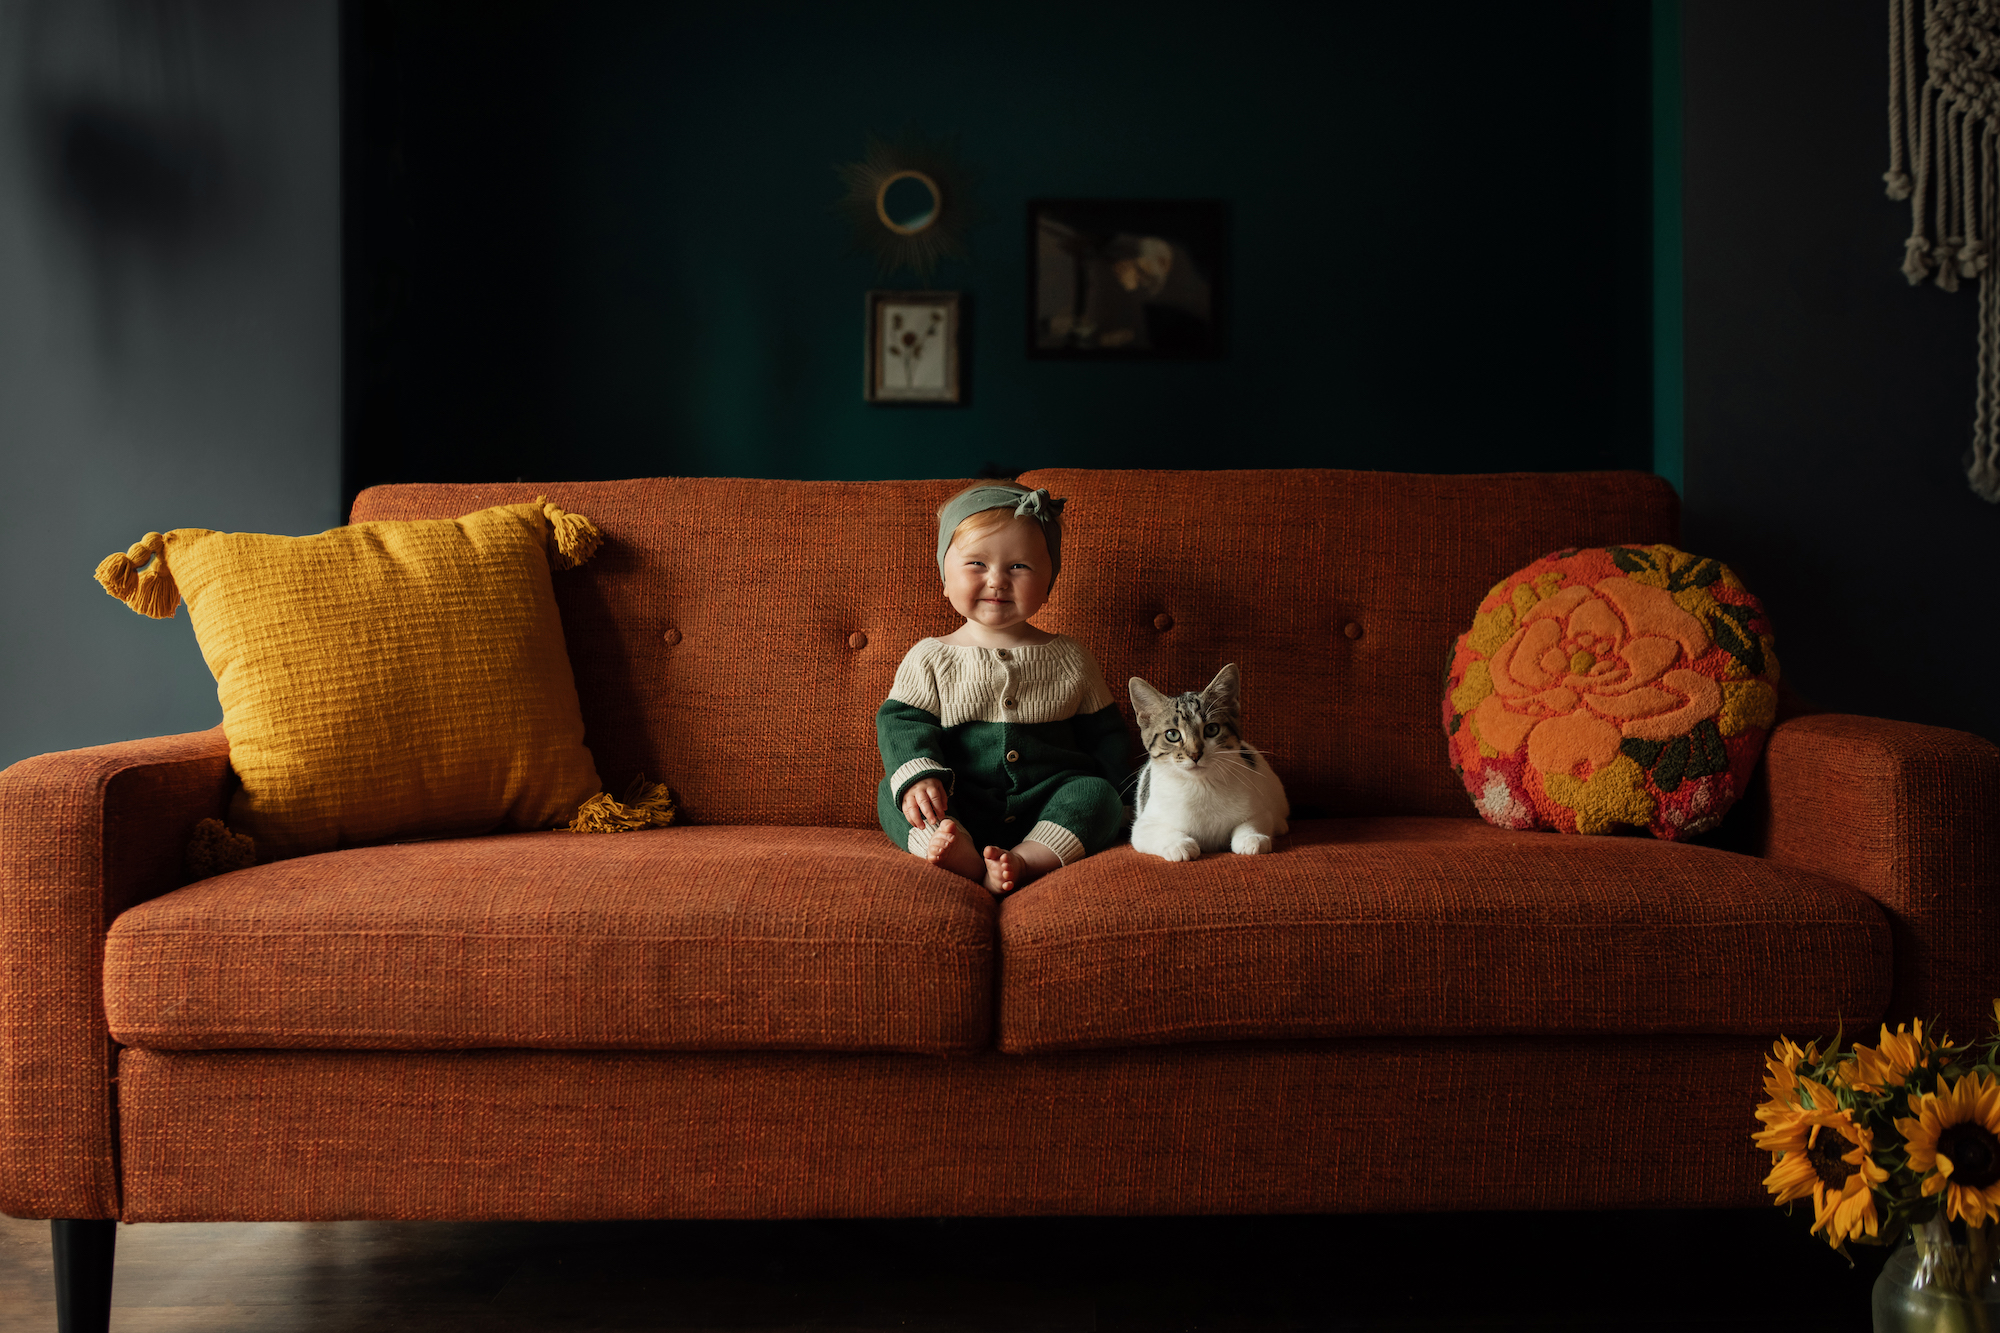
top-left (51, 1219), bottom-right (115, 1333)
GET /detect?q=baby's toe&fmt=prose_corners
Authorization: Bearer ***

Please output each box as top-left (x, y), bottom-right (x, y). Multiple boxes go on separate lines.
top-left (981, 849), bottom-right (1016, 896)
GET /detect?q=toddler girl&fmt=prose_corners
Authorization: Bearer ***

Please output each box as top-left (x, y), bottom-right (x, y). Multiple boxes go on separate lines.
top-left (876, 483), bottom-right (1129, 895)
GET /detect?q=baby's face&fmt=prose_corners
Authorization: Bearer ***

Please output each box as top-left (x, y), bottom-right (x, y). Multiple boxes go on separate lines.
top-left (943, 517), bottom-right (1051, 632)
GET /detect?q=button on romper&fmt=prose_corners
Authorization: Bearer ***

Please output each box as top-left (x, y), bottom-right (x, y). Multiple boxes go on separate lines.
top-left (875, 635), bottom-right (1130, 865)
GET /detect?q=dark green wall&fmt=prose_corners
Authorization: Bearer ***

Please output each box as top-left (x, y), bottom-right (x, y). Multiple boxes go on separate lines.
top-left (345, 1), bottom-right (1653, 501)
top-left (343, 2), bottom-right (1999, 745)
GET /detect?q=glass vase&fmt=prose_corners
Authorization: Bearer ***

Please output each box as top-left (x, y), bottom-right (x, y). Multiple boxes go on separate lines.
top-left (1874, 1216), bottom-right (2000, 1333)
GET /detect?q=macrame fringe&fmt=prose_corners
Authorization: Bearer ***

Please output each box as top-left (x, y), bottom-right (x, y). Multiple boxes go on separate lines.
top-left (565, 775), bottom-right (677, 833)
top-left (533, 496), bottom-right (603, 570)
top-left (94, 532), bottom-right (182, 618)
top-left (185, 817), bottom-right (256, 880)
top-left (1888, 0), bottom-right (2000, 500)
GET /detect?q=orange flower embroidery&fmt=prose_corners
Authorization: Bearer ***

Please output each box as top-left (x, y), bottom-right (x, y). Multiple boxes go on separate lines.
top-left (1445, 545), bottom-right (1779, 841)
top-left (1471, 578), bottom-right (1719, 780)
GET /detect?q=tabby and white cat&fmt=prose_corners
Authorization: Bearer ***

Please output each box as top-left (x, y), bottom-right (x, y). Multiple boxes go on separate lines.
top-left (1128, 664), bottom-right (1289, 861)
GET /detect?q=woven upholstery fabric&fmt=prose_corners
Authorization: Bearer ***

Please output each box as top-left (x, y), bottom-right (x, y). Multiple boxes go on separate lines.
top-left (1444, 545), bottom-right (1780, 840)
top-left (0, 728), bottom-right (232, 1219)
top-left (160, 502), bottom-right (601, 860)
top-left (116, 1038), bottom-right (1767, 1221)
top-left (997, 817), bottom-right (1890, 1054)
top-left (1747, 714), bottom-right (2000, 1037)
top-left (105, 826), bottom-right (992, 1054)
top-left (350, 470), bottom-right (1678, 825)
top-left (1017, 469), bottom-right (1681, 817)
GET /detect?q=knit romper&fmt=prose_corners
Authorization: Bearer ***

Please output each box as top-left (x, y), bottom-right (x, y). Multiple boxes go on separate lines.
top-left (875, 634), bottom-right (1130, 865)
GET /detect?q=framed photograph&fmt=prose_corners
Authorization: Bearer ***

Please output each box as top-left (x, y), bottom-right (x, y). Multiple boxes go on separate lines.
top-left (865, 290), bottom-right (962, 403)
top-left (1028, 198), bottom-right (1226, 359)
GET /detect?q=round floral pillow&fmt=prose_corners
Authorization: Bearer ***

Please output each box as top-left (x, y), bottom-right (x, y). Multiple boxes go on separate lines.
top-left (1443, 544), bottom-right (1781, 840)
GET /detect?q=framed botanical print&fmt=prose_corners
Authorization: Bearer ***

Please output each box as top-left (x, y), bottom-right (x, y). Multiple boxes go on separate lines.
top-left (865, 290), bottom-right (962, 404)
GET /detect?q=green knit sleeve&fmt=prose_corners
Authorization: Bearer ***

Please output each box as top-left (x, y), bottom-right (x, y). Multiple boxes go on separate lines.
top-left (1065, 641), bottom-right (1131, 789)
top-left (1072, 702), bottom-right (1133, 790)
top-left (877, 699), bottom-right (953, 804)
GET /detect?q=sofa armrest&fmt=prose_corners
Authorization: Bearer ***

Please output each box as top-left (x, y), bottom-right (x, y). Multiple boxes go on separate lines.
top-left (0, 728), bottom-right (233, 1218)
top-left (1748, 714), bottom-right (2000, 1037)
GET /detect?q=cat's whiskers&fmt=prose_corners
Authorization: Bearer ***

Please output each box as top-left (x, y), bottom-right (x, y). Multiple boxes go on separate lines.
top-left (1173, 749), bottom-right (1248, 789)
top-left (1192, 754), bottom-right (1261, 795)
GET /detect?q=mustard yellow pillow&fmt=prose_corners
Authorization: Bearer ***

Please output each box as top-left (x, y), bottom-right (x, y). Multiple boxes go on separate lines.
top-left (96, 501), bottom-right (607, 861)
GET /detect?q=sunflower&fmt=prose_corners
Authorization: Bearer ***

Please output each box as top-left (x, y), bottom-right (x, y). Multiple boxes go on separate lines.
top-left (1761, 1036), bottom-right (1821, 1109)
top-left (1899, 1070), bottom-right (2000, 1225)
top-left (1756, 1101), bottom-right (1887, 1248)
top-left (1756, 1042), bottom-right (1829, 1160)
top-left (1850, 1019), bottom-right (1938, 1095)
top-left (1756, 1074), bottom-right (1836, 1177)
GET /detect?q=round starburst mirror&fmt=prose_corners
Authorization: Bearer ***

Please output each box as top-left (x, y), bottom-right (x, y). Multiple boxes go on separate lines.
top-left (837, 133), bottom-right (974, 281)
top-left (876, 170), bottom-right (940, 235)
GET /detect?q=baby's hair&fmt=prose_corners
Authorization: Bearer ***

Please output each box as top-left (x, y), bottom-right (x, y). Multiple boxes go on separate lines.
top-left (937, 484), bottom-right (1061, 554)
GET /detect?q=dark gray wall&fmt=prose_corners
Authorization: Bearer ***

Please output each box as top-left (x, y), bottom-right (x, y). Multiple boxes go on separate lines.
top-left (1682, 0), bottom-right (1997, 743)
top-left (0, 0), bottom-right (342, 770)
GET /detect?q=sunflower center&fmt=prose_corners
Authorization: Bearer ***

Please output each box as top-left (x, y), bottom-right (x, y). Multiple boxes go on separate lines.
top-left (1805, 1132), bottom-right (1854, 1188)
top-left (1939, 1123), bottom-right (2000, 1189)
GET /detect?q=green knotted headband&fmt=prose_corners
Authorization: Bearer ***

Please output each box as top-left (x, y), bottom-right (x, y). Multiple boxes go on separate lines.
top-left (935, 484), bottom-right (1066, 588)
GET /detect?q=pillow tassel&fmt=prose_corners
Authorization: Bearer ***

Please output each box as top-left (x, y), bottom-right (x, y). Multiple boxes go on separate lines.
top-left (94, 533), bottom-right (181, 619)
top-left (93, 552), bottom-right (138, 603)
top-left (184, 817), bottom-right (256, 880)
top-left (565, 775), bottom-right (676, 833)
top-left (533, 497), bottom-right (603, 570)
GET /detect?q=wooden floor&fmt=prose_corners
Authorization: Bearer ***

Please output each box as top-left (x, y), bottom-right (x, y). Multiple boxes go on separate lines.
top-left (0, 1209), bottom-right (1888, 1331)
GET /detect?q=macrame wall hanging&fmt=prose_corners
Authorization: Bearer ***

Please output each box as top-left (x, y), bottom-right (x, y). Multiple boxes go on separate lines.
top-left (1887, 0), bottom-right (2000, 500)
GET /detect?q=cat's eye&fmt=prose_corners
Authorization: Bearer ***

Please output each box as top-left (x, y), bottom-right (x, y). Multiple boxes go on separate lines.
top-left (1204, 724), bottom-right (1220, 738)
top-left (1164, 729), bottom-right (1181, 743)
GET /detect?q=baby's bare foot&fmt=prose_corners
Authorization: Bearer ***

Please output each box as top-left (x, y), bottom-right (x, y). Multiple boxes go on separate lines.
top-left (984, 839), bottom-right (1064, 896)
top-left (981, 846), bottom-right (1020, 896)
top-left (919, 820), bottom-right (985, 883)
top-left (986, 845), bottom-right (1058, 897)
top-left (917, 819), bottom-right (953, 865)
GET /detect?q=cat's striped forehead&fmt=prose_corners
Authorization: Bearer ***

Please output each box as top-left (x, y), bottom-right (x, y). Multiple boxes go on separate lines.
top-left (1145, 692), bottom-right (1239, 747)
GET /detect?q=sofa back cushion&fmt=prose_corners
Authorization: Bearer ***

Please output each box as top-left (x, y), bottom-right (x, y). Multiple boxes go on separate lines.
top-left (350, 470), bottom-right (1677, 825)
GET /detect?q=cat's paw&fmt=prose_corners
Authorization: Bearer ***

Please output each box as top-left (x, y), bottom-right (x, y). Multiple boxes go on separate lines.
top-left (1132, 823), bottom-right (1203, 862)
top-left (1231, 830), bottom-right (1274, 856)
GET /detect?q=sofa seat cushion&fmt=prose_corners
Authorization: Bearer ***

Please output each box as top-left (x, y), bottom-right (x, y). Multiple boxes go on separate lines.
top-left (105, 827), bottom-right (992, 1054)
top-left (996, 817), bottom-right (1891, 1053)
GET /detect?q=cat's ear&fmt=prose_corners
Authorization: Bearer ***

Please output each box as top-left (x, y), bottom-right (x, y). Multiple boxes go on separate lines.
top-left (1129, 676), bottom-right (1169, 724)
top-left (1202, 663), bottom-right (1241, 708)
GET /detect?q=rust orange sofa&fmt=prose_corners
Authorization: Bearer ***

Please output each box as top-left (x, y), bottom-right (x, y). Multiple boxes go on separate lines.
top-left (5, 469), bottom-right (1996, 1319)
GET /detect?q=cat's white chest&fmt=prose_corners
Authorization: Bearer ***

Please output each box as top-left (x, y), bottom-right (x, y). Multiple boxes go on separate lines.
top-left (1130, 749), bottom-right (1289, 860)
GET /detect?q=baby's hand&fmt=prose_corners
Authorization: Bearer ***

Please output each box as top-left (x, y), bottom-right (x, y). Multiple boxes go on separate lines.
top-left (902, 777), bottom-right (949, 828)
